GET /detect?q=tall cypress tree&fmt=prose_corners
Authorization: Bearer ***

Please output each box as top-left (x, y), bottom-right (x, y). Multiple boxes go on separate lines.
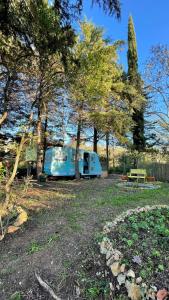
top-left (127, 15), bottom-right (145, 151)
top-left (128, 16), bottom-right (138, 82)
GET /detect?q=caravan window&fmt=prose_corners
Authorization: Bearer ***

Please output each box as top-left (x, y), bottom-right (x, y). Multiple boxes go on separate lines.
top-left (55, 153), bottom-right (67, 161)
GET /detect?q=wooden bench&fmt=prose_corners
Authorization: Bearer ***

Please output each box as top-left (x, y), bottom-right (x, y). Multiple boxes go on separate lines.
top-left (127, 169), bottom-right (147, 182)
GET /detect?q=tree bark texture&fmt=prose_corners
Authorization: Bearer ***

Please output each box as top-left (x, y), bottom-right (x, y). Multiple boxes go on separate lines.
top-left (93, 127), bottom-right (98, 153)
top-left (106, 133), bottom-right (109, 174)
top-left (36, 108), bottom-right (43, 180)
top-left (4, 135), bottom-right (25, 208)
top-left (132, 107), bottom-right (145, 152)
top-left (75, 121), bottom-right (81, 180)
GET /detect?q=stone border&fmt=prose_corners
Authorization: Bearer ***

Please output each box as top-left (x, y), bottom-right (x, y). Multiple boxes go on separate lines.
top-left (99, 205), bottom-right (169, 300)
top-left (116, 182), bottom-right (161, 190)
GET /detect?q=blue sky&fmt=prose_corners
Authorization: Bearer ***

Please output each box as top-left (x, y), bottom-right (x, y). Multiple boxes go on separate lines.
top-left (81, 0), bottom-right (169, 73)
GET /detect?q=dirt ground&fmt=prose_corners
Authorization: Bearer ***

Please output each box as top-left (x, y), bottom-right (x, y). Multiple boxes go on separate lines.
top-left (0, 177), bottom-right (169, 300)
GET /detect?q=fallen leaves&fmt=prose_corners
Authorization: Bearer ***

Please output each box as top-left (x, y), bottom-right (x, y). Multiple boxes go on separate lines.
top-left (0, 206), bottom-right (28, 240)
top-left (13, 206), bottom-right (28, 227)
top-left (157, 289), bottom-right (169, 300)
top-left (7, 225), bottom-right (20, 233)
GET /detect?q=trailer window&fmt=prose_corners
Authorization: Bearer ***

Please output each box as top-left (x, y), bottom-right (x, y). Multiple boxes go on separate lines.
top-left (55, 154), bottom-right (67, 161)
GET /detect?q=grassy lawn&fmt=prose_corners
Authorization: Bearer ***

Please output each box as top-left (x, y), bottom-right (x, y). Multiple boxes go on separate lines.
top-left (0, 178), bottom-right (169, 299)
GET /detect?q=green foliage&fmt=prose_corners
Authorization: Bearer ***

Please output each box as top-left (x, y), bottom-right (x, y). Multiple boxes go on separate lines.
top-left (10, 292), bottom-right (22, 300)
top-left (127, 15), bottom-right (146, 151)
top-left (28, 241), bottom-right (41, 254)
top-left (126, 239), bottom-right (133, 247)
top-left (85, 279), bottom-right (110, 299)
top-left (86, 286), bottom-right (100, 299)
top-left (94, 232), bottom-right (106, 243)
top-left (47, 233), bottom-right (60, 244)
top-left (131, 232), bottom-right (138, 241)
top-left (68, 20), bottom-right (134, 143)
top-left (69, 20), bottom-right (121, 104)
top-left (28, 233), bottom-right (61, 254)
top-left (139, 269), bottom-right (147, 279)
top-left (152, 249), bottom-right (160, 257)
top-left (122, 237), bottom-right (133, 247)
top-left (158, 264), bottom-right (164, 272)
top-left (0, 1), bottom-right (75, 56)
top-left (127, 15), bottom-right (138, 82)
top-left (0, 164), bottom-right (5, 181)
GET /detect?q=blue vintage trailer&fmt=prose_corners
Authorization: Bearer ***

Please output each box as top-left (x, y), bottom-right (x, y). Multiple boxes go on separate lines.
top-left (44, 146), bottom-right (102, 177)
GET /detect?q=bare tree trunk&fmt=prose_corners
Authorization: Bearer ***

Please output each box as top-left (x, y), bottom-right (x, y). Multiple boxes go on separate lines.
top-left (133, 156), bottom-right (138, 168)
top-left (75, 121), bottom-right (81, 180)
top-left (4, 135), bottom-right (25, 208)
top-left (0, 73), bottom-right (11, 127)
top-left (36, 61), bottom-right (45, 180)
top-left (112, 139), bottom-right (115, 168)
top-left (106, 133), bottom-right (109, 174)
top-left (0, 112), bottom-right (8, 127)
top-left (36, 108), bottom-right (43, 180)
top-left (2, 108), bottom-right (33, 212)
top-left (42, 112), bottom-right (48, 172)
top-left (93, 127), bottom-right (98, 153)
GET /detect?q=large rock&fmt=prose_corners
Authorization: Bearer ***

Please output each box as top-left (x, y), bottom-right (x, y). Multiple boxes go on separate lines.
top-left (127, 283), bottom-right (142, 300)
top-left (117, 273), bottom-right (126, 285)
top-left (120, 263), bottom-right (126, 273)
top-left (107, 249), bottom-right (123, 266)
top-left (110, 262), bottom-right (121, 276)
top-left (127, 269), bottom-right (135, 278)
top-left (136, 277), bottom-right (142, 284)
top-left (100, 238), bottom-right (112, 255)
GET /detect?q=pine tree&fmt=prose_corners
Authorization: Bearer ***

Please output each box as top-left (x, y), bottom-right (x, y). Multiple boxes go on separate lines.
top-left (67, 21), bottom-right (124, 179)
top-left (127, 15), bottom-right (145, 151)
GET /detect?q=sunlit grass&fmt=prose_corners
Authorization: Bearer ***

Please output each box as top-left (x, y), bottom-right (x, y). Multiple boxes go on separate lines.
top-left (0, 183), bottom-right (76, 213)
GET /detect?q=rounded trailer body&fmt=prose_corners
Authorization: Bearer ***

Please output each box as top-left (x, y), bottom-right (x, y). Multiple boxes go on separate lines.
top-left (44, 146), bottom-right (102, 177)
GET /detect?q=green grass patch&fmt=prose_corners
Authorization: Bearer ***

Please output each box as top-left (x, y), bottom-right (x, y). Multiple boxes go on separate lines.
top-left (10, 292), bottom-right (22, 300)
top-left (93, 184), bottom-right (169, 208)
top-left (27, 233), bottom-right (60, 254)
top-left (62, 210), bottom-right (86, 231)
top-left (28, 241), bottom-right (42, 254)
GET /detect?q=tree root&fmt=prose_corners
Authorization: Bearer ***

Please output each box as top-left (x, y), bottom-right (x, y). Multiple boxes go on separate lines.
top-left (35, 272), bottom-right (62, 300)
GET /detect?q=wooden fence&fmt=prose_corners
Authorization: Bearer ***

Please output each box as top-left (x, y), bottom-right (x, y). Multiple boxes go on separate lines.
top-left (138, 162), bottom-right (169, 182)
